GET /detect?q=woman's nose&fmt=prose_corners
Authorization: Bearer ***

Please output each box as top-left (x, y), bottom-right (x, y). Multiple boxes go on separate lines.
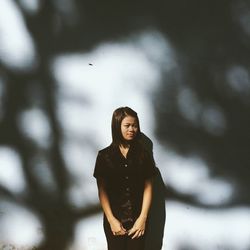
top-left (128, 126), bottom-right (134, 131)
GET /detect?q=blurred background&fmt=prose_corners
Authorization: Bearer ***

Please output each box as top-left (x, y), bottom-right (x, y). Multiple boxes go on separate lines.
top-left (0, 0), bottom-right (250, 249)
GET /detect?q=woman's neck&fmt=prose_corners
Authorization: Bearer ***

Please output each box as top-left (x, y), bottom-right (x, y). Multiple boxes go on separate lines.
top-left (119, 143), bottom-right (130, 158)
top-left (119, 142), bottom-right (130, 149)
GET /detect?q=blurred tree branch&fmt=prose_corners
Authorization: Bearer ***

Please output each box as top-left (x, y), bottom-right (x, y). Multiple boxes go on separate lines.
top-left (0, 0), bottom-right (250, 249)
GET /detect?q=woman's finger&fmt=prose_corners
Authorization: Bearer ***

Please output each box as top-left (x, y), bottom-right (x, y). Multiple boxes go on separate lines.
top-left (137, 231), bottom-right (142, 238)
top-left (131, 230), bottom-right (140, 239)
top-left (128, 227), bottom-right (136, 236)
top-left (119, 229), bottom-right (126, 235)
top-left (121, 225), bottom-right (127, 233)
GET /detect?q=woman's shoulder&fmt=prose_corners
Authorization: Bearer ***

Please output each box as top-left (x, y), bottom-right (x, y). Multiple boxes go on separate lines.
top-left (137, 132), bottom-right (153, 153)
top-left (98, 144), bottom-right (114, 156)
top-left (96, 144), bottom-right (117, 166)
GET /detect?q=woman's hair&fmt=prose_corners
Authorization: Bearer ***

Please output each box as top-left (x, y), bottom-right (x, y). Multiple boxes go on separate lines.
top-left (111, 106), bottom-right (141, 146)
top-left (111, 107), bottom-right (155, 168)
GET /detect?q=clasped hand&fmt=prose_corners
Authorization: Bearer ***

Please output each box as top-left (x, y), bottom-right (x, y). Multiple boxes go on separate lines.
top-left (127, 216), bottom-right (146, 239)
top-left (110, 216), bottom-right (146, 238)
top-left (110, 217), bottom-right (127, 236)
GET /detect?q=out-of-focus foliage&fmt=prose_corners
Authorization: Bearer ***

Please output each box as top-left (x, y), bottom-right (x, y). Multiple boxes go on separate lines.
top-left (153, 0), bottom-right (250, 207)
top-left (0, 0), bottom-right (250, 249)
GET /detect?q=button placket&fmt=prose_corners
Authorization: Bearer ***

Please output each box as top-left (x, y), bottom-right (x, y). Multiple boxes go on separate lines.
top-left (123, 160), bottom-right (131, 200)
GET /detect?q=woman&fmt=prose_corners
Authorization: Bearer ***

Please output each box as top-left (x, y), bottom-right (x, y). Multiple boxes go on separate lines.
top-left (93, 106), bottom-right (157, 250)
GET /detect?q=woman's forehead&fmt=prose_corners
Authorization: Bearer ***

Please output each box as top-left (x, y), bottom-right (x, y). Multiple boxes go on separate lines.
top-left (122, 115), bottom-right (137, 123)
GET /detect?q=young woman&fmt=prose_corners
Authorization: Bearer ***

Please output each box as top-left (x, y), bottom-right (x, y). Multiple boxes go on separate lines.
top-left (93, 107), bottom-right (157, 250)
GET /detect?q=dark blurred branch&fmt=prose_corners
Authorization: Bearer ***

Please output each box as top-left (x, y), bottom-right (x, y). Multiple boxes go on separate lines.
top-left (0, 0), bottom-right (250, 249)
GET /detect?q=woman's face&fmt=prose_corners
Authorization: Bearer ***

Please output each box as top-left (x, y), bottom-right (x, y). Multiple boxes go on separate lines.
top-left (121, 115), bottom-right (138, 141)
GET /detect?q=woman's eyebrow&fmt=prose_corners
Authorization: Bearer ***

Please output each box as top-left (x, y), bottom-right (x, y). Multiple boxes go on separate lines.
top-left (124, 122), bottom-right (137, 125)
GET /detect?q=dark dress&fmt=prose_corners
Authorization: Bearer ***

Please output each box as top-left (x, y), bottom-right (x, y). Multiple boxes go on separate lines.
top-left (93, 141), bottom-right (157, 250)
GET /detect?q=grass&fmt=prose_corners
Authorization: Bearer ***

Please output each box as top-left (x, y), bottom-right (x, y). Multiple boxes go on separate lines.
top-left (0, 244), bottom-right (38, 250)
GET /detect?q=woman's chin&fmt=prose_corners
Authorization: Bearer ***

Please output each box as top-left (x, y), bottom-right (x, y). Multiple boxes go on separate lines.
top-left (122, 135), bottom-right (137, 143)
top-left (126, 137), bottom-right (135, 141)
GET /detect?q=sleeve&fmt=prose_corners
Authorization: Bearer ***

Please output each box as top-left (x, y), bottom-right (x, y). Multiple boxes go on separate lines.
top-left (93, 151), bottom-right (107, 179)
top-left (143, 150), bottom-right (157, 180)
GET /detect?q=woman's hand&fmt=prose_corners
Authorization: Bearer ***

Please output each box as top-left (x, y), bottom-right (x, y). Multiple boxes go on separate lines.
top-left (128, 179), bottom-right (152, 239)
top-left (128, 216), bottom-right (146, 239)
top-left (109, 217), bottom-right (127, 236)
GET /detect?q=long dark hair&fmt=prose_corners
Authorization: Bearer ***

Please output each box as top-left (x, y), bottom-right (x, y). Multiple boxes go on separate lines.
top-left (111, 106), bottom-right (141, 147)
top-left (111, 107), bottom-right (155, 169)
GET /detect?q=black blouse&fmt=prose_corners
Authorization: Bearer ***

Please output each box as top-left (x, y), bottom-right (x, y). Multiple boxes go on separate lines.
top-left (93, 142), bottom-right (156, 228)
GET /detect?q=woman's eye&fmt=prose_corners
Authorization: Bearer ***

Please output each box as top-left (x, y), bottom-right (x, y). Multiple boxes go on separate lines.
top-left (123, 124), bottom-right (137, 129)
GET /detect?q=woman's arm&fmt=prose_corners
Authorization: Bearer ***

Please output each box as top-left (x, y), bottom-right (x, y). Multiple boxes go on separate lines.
top-left (97, 178), bottom-right (127, 235)
top-left (128, 179), bottom-right (153, 239)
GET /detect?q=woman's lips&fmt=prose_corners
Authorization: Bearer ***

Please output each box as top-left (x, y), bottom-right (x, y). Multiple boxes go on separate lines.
top-left (127, 133), bottom-right (134, 137)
